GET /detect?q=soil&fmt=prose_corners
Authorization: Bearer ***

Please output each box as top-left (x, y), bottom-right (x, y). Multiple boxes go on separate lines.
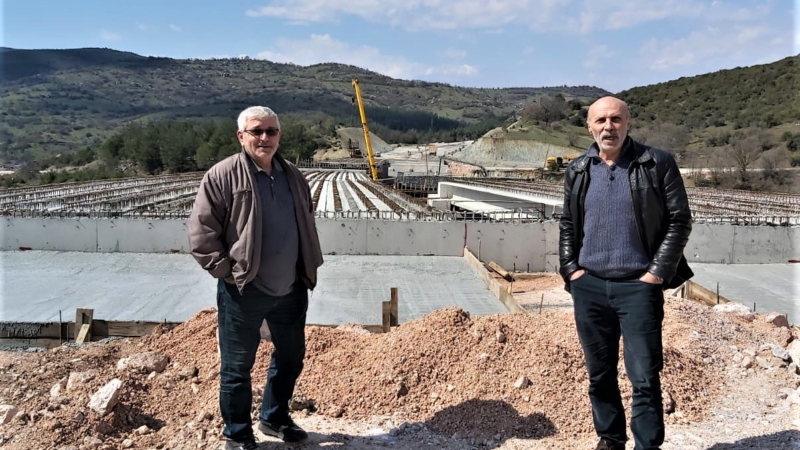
top-left (1, 274), bottom-right (798, 450)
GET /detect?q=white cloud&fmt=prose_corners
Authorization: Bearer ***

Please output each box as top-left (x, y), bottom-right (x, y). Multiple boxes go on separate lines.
top-left (641, 25), bottom-right (790, 71)
top-left (136, 23), bottom-right (147, 31)
top-left (583, 45), bottom-right (613, 69)
top-left (522, 47), bottom-right (535, 55)
top-left (100, 29), bottom-right (120, 41)
top-left (169, 24), bottom-right (182, 32)
top-left (245, 0), bottom-right (568, 31)
top-left (443, 48), bottom-right (467, 59)
top-left (562, 0), bottom-right (773, 34)
top-left (426, 64), bottom-right (479, 76)
top-left (244, 0), bottom-right (778, 35)
top-left (255, 34), bottom-right (478, 81)
top-left (795, 2), bottom-right (800, 54)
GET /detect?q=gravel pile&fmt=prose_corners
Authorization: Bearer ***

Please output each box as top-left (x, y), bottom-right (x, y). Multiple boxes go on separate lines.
top-left (0, 293), bottom-right (797, 449)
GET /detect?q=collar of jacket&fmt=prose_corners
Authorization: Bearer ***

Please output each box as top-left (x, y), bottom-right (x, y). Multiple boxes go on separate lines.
top-left (573, 136), bottom-right (653, 172)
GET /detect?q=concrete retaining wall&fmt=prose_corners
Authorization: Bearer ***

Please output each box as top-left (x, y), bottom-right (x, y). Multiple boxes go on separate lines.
top-left (2, 217), bottom-right (797, 269)
top-left (685, 223), bottom-right (799, 264)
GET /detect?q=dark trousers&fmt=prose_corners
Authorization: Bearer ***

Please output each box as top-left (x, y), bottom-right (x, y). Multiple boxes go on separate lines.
top-left (216, 279), bottom-right (308, 441)
top-left (570, 273), bottom-right (665, 450)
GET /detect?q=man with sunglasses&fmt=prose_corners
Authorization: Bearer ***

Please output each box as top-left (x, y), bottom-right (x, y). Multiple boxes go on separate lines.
top-left (189, 106), bottom-right (323, 449)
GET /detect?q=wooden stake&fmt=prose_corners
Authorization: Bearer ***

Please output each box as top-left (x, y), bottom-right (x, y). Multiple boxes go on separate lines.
top-left (382, 301), bottom-right (391, 333)
top-left (76, 324), bottom-right (91, 344)
top-left (487, 261), bottom-right (513, 281)
top-left (75, 308), bottom-right (93, 341)
top-left (390, 287), bottom-right (399, 327)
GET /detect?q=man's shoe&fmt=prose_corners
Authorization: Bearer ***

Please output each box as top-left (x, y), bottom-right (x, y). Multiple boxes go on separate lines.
top-left (595, 438), bottom-right (625, 450)
top-left (258, 418), bottom-right (308, 443)
top-left (224, 435), bottom-right (258, 450)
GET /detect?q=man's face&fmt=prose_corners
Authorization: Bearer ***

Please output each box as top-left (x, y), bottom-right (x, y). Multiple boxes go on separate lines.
top-left (237, 116), bottom-right (281, 162)
top-left (587, 98), bottom-right (630, 154)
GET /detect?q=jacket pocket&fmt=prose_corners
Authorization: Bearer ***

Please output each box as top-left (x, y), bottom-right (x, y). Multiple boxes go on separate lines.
top-left (226, 189), bottom-right (253, 264)
top-left (230, 190), bottom-right (253, 228)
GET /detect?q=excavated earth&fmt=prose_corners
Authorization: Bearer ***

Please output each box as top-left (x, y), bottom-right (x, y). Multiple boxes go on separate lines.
top-left (1, 275), bottom-right (799, 450)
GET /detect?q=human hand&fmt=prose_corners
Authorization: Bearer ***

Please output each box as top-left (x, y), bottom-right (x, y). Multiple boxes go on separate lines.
top-left (639, 272), bottom-right (662, 285)
top-left (569, 269), bottom-right (585, 281)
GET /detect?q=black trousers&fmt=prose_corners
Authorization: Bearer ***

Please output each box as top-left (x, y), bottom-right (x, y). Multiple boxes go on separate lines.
top-left (216, 279), bottom-right (308, 441)
top-left (570, 273), bottom-right (665, 450)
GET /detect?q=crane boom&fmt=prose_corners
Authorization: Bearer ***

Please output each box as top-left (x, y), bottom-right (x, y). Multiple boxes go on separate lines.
top-left (351, 78), bottom-right (379, 181)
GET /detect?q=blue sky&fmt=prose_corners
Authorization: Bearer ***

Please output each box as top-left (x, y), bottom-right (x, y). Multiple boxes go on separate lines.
top-left (2, 0), bottom-right (798, 92)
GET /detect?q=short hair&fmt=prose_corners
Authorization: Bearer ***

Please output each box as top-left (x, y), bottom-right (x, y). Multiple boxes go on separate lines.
top-left (237, 106), bottom-right (280, 131)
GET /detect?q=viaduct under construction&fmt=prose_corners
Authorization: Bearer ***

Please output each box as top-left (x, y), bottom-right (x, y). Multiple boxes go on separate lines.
top-left (1, 167), bottom-right (798, 346)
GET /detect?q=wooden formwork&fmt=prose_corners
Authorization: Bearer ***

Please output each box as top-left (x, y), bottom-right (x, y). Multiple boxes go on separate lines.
top-left (669, 280), bottom-right (731, 307)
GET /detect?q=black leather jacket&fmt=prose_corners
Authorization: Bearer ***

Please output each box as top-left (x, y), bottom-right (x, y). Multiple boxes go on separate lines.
top-left (559, 137), bottom-right (693, 290)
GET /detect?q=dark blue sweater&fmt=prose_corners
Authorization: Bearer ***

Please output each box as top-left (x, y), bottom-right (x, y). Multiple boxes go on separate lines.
top-left (577, 146), bottom-right (650, 279)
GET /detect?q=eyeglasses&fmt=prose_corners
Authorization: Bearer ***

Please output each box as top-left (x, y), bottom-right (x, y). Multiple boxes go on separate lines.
top-left (244, 128), bottom-right (280, 138)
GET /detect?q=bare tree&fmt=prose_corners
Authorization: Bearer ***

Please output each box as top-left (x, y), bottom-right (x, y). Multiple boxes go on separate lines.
top-left (731, 137), bottom-right (760, 182)
top-left (706, 147), bottom-right (727, 186)
top-left (759, 149), bottom-right (789, 186)
top-left (522, 95), bottom-right (568, 126)
top-left (633, 123), bottom-right (690, 160)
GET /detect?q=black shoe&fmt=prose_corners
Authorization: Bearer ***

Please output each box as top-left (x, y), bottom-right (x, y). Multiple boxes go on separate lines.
top-left (258, 418), bottom-right (308, 443)
top-left (224, 435), bottom-right (258, 450)
top-left (595, 438), bottom-right (625, 450)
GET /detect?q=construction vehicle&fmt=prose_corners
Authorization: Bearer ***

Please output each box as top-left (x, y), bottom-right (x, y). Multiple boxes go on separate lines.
top-left (351, 78), bottom-right (379, 181)
top-left (546, 155), bottom-right (577, 171)
top-left (346, 138), bottom-right (362, 158)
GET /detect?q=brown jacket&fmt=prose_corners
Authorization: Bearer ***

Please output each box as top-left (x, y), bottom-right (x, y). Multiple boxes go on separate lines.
top-left (188, 151), bottom-right (323, 292)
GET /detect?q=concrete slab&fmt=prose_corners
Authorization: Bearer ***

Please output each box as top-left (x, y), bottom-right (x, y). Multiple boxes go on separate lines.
top-left (689, 263), bottom-right (799, 320)
top-left (312, 255), bottom-right (505, 326)
top-left (0, 252), bottom-right (504, 325)
top-left (0, 251), bottom-right (214, 323)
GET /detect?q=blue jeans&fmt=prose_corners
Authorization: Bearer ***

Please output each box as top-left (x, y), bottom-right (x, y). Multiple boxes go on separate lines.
top-left (216, 279), bottom-right (308, 441)
top-left (570, 273), bottom-right (664, 450)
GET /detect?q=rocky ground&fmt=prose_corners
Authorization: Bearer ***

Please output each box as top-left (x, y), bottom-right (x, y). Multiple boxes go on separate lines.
top-left (1, 275), bottom-right (799, 450)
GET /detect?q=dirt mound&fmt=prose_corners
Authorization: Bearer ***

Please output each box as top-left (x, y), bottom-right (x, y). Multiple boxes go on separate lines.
top-left (448, 128), bottom-right (581, 167)
top-left (0, 298), bottom-right (796, 449)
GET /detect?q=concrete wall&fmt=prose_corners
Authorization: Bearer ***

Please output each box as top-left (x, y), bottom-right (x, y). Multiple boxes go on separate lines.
top-left (2, 217), bottom-right (798, 269)
top-left (685, 223), bottom-right (799, 264)
top-left (317, 219), bottom-right (465, 256)
top-left (465, 222), bottom-right (552, 272)
top-left (1, 217), bottom-right (190, 253)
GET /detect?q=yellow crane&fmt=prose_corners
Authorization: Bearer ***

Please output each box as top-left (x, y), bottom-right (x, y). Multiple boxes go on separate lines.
top-left (352, 78), bottom-right (379, 180)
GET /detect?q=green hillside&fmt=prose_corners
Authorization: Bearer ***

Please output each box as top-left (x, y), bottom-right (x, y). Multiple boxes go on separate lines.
top-left (0, 47), bottom-right (608, 163)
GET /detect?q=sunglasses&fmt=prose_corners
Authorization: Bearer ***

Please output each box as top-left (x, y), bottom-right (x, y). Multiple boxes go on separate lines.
top-left (244, 128), bottom-right (280, 138)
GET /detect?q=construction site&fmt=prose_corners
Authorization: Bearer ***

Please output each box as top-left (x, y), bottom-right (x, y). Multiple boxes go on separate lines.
top-left (1, 83), bottom-right (800, 449)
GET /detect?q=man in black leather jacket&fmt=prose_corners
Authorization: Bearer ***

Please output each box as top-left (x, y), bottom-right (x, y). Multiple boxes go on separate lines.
top-left (559, 96), bottom-right (692, 450)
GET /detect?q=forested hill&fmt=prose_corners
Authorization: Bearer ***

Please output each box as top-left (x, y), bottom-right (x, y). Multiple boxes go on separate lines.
top-left (0, 47), bottom-right (608, 162)
top-left (619, 55), bottom-right (798, 130)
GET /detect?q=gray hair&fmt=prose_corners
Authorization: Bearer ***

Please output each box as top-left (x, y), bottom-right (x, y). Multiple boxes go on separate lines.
top-left (237, 106), bottom-right (280, 131)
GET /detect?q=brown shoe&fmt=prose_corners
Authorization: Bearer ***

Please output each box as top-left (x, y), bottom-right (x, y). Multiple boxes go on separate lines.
top-left (595, 438), bottom-right (625, 450)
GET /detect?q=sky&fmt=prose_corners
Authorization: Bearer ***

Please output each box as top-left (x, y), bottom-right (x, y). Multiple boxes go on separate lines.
top-left (1, 0), bottom-right (798, 92)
